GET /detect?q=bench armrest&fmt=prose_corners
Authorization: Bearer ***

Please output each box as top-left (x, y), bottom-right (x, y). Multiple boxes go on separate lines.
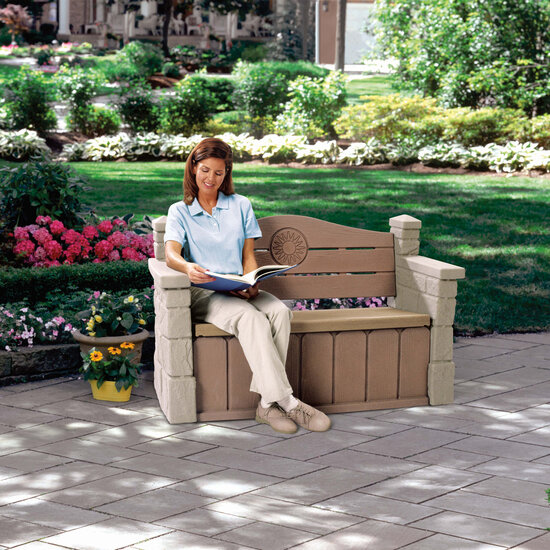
top-left (397, 255), bottom-right (465, 281)
top-left (148, 258), bottom-right (190, 290)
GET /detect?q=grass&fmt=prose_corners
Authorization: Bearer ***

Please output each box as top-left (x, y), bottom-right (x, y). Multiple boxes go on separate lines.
top-left (346, 75), bottom-right (397, 103)
top-left (69, 161), bottom-right (550, 336)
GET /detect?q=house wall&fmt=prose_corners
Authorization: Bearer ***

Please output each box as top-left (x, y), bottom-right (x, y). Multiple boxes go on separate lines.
top-left (319, 0), bottom-right (375, 65)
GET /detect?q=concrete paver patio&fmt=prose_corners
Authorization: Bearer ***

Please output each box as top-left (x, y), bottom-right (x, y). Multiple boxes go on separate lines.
top-left (0, 332), bottom-right (549, 549)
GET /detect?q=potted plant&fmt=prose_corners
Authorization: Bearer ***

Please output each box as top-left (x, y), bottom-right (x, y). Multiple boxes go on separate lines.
top-left (80, 342), bottom-right (142, 402)
top-left (73, 290), bottom-right (151, 365)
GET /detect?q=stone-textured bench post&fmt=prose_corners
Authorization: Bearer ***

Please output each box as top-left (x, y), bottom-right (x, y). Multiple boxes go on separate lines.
top-left (149, 216), bottom-right (196, 424)
top-left (389, 215), bottom-right (466, 405)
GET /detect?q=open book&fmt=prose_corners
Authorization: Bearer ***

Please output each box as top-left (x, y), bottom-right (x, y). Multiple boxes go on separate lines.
top-left (193, 264), bottom-right (297, 292)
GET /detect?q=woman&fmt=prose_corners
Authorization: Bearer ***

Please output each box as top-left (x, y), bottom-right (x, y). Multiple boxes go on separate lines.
top-left (164, 138), bottom-right (330, 434)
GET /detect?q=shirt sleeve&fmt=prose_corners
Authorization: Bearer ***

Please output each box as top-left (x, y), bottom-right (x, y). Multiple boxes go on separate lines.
top-left (164, 204), bottom-right (187, 246)
top-left (243, 198), bottom-right (262, 240)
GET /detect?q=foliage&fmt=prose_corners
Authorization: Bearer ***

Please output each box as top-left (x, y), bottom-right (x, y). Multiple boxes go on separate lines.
top-left (12, 215), bottom-right (153, 268)
top-left (55, 66), bottom-right (104, 109)
top-left (335, 94), bottom-right (444, 145)
top-left (0, 162), bottom-right (90, 231)
top-left (374, 0), bottom-right (550, 115)
top-left (201, 76), bottom-right (235, 112)
top-left (0, 261), bottom-right (152, 305)
top-left (158, 75), bottom-right (216, 134)
top-left (0, 3), bottom-right (31, 42)
top-left (275, 71), bottom-right (347, 138)
top-left (67, 106), bottom-right (121, 138)
top-left (78, 290), bottom-right (150, 337)
top-left (60, 130), bottom-right (550, 173)
top-left (117, 85), bottom-right (160, 133)
top-left (80, 344), bottom-right (142, 390)
top-left (199, 0), bottom-right (255, 17)
top-left (162, 61), bottom-right (180, 78)
top-left (440, 107), bottom-right (525, 147)
top-left (55, 66), bottom-right (118, 137)
top-left (34, 46), bottom-right (52, 66)
top-left (232, 60), bottom-right (328, 119)
top-left (0, 129), bottom-right (50, 161)
top-left (292, 297), bottom-right (387, 311)
top-left (0, 304), bottom-right (73, 352)
top-left (267, 0), bottom-right (314, 61)
top-left (117, 40), bottom-right (164, 78)
top-left (1, 67), bottom-right (56, 135)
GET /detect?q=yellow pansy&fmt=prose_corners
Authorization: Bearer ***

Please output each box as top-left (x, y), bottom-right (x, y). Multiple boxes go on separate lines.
top-left (94, 315), bottom-right (103, 323)
top-left (138, 319), bottom-right (146, 325)
top-left (126, 295), bottom-right (134, 303)
top-left (89, 331), bottom-right (96, 336)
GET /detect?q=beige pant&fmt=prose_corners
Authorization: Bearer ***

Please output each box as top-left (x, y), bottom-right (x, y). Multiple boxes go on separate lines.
top-left (190, 287), bottom-right (294, 403)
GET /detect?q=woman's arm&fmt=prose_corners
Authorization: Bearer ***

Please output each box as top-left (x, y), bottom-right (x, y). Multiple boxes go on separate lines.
top-left (231, 238), bottom-right (259, 299)
top-left (165, 240), bottom-right (215, 285)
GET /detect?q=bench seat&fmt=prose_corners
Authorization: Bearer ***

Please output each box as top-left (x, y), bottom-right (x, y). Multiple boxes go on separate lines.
top-left (194, 307), bottom-right (430, 337)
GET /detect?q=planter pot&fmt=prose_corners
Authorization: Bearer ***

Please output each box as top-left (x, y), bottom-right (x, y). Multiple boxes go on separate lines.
top-left (73, 329), bottom-right (149, 365)
top-left (89, 380), bottom-right (132, 402)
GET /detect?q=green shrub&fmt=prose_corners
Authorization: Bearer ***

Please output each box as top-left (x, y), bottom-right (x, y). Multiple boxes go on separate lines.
top-left (335, 94), bottom-right (445, 144)
top-left (35, 47), bottom-right (53, 66)
top-left (527, 114), bottom-right (550, 149)
top-left (117, 85), bottom-right (160, 133)
top-left (202, 76), bottom-right (235, 112)
top-left (2, 67), bottom-right (56, 136)
top-left (55, 66), bottom-right (103, 109)
top-left (275, 71), bottom-right (348, 138)
top-left (232, 60), bottom-right (329, 119)
top-left (162, 61), bottom-right (180, 78)
top-left (0, 129), bottom-right (50, 161)
top-left (119, 41), bottom-right (163, 77)
top-left (440, 107), bottom-right (528, 147)
top-left (0, 162), bottom-right (90, 230)
top-left (158, 75), bottom-right (216, 134)
top-left (0, 262), bottom-right (152, 305)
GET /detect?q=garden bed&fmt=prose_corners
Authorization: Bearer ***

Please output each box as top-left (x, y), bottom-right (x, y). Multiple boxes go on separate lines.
top-left (0, 334), bottom-right (155, 387)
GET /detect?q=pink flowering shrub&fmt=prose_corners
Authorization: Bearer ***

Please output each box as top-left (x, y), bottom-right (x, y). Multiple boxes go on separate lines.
top-left (292, 297), bottom-right (387, 311)
top-left (0, 306), bottom-right (73, 351)
top-left (12, 216), bottom-right (154, 267)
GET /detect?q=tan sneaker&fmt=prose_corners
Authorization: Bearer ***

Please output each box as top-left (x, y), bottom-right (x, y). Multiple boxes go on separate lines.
top-left (286, 400), bottom-right (331, 432)
top-left (256, 403), bottom-right (298, 434)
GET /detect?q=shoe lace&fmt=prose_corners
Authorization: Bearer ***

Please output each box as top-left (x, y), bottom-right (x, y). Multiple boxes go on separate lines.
top-left (290, 403), bottom-right (312, 424)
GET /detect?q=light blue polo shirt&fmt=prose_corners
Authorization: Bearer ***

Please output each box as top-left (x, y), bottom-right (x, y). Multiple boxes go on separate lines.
top-left (164, 192), bottom-right (262, 275)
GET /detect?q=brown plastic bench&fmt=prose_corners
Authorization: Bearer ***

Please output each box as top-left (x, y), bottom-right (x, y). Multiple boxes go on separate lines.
top-left (149, 214), bottom-right (465, 424)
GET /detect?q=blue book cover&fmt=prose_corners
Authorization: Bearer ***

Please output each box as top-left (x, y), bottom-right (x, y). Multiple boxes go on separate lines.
top-left (193, 264), bottom-right (297, 292)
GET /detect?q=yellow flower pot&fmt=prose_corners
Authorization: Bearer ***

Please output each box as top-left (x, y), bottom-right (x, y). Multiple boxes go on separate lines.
top-left (89, 380), bottom-right (133, 402)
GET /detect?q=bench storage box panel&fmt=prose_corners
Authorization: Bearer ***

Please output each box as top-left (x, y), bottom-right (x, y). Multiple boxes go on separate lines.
top-left (149, 214), bottom-right (465, 424)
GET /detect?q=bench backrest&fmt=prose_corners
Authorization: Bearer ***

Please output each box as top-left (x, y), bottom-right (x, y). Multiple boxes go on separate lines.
top-left (255, 215), bottom-right (395, 300)
top-left (152, 214), bottom-right (396, 300)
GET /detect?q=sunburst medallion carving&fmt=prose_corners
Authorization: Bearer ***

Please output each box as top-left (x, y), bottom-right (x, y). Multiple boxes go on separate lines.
top-left (270, 228), bottom-right (308, 265)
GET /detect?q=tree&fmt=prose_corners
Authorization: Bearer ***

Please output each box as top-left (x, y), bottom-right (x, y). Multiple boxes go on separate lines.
top-left (375, 0), bottom-right (550, 116)
top-left (0, 3), bottom-right (31, 44)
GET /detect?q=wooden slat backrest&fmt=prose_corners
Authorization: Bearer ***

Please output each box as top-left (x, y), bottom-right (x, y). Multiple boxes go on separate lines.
top-left (255, 215), bottom-right (396, 300)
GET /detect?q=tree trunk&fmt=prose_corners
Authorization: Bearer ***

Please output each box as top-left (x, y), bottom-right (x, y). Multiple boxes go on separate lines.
top-left (161, 0), bottom-right (173, 57)
top-left (334, 0), bottom-right (346, 71)
top-left (300, 0), bottom-right (309, 60)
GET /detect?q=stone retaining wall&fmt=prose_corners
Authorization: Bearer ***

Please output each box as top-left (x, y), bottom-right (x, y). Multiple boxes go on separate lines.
top-left (0, 336), bottom-right (155, 386)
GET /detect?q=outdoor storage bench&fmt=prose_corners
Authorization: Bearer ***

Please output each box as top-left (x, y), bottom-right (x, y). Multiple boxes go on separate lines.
top-left (149, 214), bottom-right (465, 424)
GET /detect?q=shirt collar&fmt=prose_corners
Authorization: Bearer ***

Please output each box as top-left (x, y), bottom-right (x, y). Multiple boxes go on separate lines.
top-left (189, 192), bottom-right (229, 216)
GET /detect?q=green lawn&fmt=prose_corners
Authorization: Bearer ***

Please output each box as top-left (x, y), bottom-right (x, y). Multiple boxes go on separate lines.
top-left (346, 75), bottom-right (397, 103)
top-left (71, 161), bottom-right (550, 336)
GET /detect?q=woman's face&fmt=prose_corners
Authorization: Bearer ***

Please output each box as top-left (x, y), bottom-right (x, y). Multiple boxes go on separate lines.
top-left (193, 157), bottom-right (227, 197)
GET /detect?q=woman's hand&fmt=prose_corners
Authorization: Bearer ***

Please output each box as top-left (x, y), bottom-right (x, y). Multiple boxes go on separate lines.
top-left (230, 283), bottom-right (259, 300)
top-left (185, 263), bottom-right (215, 284)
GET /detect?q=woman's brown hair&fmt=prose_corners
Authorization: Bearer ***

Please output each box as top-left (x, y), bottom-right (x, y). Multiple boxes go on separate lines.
top-left (183, 138), bottom-right (234, 205)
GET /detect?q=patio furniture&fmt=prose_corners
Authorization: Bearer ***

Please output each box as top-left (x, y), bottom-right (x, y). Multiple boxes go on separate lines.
top-left (149, 214), bottom-right (465, 423)
top-left (185, 14), bottom-right (201, 35)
